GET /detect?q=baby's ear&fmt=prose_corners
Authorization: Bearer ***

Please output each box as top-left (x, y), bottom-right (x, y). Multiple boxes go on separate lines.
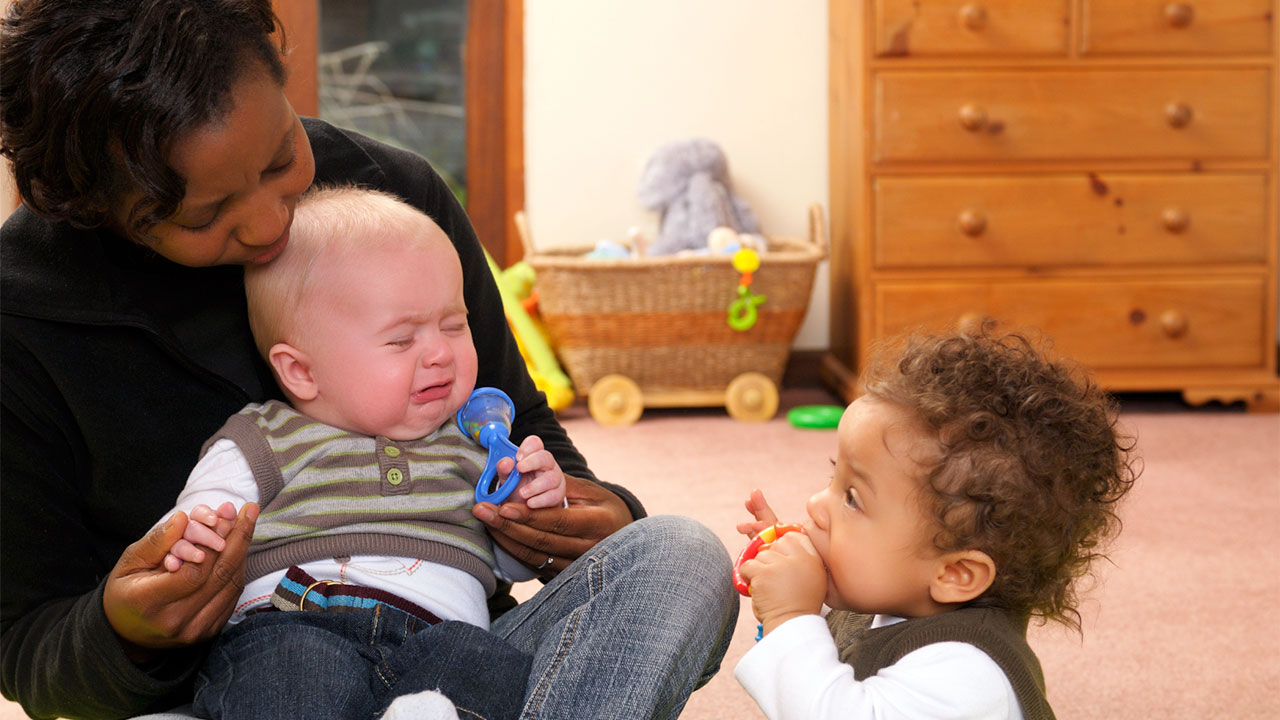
top-left (929, 550), bottom-right (996, 606)
top-left (268, 343), bottom-right (317, 401)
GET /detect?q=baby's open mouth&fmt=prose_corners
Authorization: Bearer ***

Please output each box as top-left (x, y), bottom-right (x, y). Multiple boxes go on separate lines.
top-left (412, 382), bottom-right (452, 403)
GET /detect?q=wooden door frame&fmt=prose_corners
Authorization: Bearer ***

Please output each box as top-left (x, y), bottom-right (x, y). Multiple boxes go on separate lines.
top-left (273, 0), bottom-right (524, 266)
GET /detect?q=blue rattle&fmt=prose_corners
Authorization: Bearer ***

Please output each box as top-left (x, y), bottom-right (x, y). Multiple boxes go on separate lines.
top-left (456, 387), bottom-right (522, 504)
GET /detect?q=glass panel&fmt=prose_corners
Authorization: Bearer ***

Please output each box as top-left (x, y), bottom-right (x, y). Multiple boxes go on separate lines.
top-left (317, 0), bottom-right (467, 205)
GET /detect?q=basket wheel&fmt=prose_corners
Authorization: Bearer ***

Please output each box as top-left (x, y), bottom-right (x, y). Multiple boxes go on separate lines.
top-left (588, 375), bottom-right (644, 426)
top-left (725, 372), bottom-right (779, 423)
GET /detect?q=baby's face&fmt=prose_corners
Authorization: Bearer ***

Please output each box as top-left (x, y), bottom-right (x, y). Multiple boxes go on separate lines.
top-left (295, 232), bottom-right (477, 441)
top-left (803, 397), bottom-right (945, 618)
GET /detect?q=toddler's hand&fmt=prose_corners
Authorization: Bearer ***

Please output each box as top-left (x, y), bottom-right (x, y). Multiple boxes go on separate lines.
top-left (162, 502), bottom-right (237, 573)
top-left (738, 531), bottom-right (828, 636)
top-left (500, 435), bottom-right (566, 509)
top-left (735, 488), bottom-right (781, 538)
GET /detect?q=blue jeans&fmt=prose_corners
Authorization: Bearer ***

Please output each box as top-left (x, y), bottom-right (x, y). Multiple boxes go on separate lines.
top-left (490, 514), bottom-right (737, 720)
top-left (192, 611), bottom-right (529, 720)
top-left (140, 514), bottom-right (737, 720)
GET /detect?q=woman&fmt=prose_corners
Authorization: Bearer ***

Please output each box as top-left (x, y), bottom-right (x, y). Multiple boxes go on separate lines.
top-left (0, 2), bottom-right (736, 718)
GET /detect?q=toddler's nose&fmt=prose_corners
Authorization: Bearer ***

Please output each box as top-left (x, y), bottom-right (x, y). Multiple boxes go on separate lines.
top-left (805, 490), bottom-right (829, 530)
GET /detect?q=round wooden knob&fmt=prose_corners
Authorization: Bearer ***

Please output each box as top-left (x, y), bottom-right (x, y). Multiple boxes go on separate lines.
top-left (1161, 206), bottom-right (1190, 233)
top-left (1165, 102), bottom-right (1193, 129)
top-left (959, 4), bottom-right (988, 30)
top-left (1164, 3), bottom-right (1195, 28)
top-left (957, 209), bottom-right (987, 237)
top-left (959, 103), bottom-right (987, 131)
top-left (1160, 310), bottom-right (1189, 338)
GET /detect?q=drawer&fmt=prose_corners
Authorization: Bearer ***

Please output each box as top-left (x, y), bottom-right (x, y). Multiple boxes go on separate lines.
top-left (874, 69), bottom-right (1272, 162)
top-left (873, 173), bottom-right (1270, 269)
top-left (873, 277), bottom-right (1267, 370)
top-left (1082, 0), bottom-right (1275, 55)
top-left (874, 0), bottom-right (1070, 57)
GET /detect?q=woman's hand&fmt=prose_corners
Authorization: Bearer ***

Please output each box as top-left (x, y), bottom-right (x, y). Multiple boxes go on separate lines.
top-left (473, 474), bottom-right (631, 576)
top-left (103, 503), bottom-right (258, 663)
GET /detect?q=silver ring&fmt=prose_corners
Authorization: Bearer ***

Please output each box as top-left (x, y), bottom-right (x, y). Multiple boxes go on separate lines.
top-left (536, 555), bottom-right (554, 570)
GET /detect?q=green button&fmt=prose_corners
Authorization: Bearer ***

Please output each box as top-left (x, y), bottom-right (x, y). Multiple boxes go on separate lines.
top-left (383, 446), bottom-right (401, 458)
top-left (386, 468), bottom-right (404, 485)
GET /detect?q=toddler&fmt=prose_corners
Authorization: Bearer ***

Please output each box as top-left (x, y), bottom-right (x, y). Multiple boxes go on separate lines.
top-left (734, 328), bottom-right (1136, 720)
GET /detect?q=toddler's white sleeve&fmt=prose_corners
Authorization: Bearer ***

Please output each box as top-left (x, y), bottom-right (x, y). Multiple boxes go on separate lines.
top-left (733, 614), bottom-right (1022, 720)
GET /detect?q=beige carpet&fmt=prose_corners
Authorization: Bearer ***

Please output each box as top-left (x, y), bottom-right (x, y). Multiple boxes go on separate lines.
top-left (4, 390), bottom-right (1277, 719)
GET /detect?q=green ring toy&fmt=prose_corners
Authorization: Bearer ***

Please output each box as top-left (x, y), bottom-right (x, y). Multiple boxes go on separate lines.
top-left (727, 286), bottom-right (766, 331)
top-left (786, 404), bottom-right (844, 429)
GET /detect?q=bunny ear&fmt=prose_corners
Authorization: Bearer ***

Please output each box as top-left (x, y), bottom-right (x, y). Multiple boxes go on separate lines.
top-left (637, 143), bottom-right (691, 209)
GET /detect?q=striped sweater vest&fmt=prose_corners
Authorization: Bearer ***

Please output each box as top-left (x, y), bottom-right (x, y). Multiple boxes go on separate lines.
top-left (826, 607), bottom-right (1055, 720)
top-left (201, 400), bottom-right (497, 596)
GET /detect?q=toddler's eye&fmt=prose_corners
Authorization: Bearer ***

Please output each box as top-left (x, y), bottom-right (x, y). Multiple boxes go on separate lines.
top-left (844, 488), bottom-right (861, 511)
top-left (387, 338), bottom-right (413, 348)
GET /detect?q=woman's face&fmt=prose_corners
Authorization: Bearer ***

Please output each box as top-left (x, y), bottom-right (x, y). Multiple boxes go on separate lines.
top-left (113, 69), bottom-right (316, 266)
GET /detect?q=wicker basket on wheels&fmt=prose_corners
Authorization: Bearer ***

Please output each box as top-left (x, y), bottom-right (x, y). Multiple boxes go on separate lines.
top-left (516, 204), bottom-right (826, 426)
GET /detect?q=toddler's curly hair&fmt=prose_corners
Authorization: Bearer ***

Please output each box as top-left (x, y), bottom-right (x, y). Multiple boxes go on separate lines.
top-left (862, 325), bottom-right (1138, 632)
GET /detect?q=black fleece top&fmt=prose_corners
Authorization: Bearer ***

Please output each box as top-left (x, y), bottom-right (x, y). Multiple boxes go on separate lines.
top-left (0, 118), bottom-right (645, 720)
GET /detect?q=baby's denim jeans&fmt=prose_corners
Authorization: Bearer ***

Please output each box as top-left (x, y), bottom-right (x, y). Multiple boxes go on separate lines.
top-left (192, 610), bottom-right (528, 719)
top-left (136, 514), bottom-right (737, 720)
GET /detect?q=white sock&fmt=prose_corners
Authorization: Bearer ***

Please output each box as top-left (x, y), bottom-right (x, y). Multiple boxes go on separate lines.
top-left (378, 689), bottom-right (461, 720)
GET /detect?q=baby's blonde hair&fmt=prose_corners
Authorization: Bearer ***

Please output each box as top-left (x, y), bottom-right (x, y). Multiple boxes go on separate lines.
top-left (244, 185), bottom-right (452, 359)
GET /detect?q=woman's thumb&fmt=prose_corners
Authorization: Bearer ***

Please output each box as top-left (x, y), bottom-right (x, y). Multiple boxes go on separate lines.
top-left (127, 512), bottom-right (189, 570)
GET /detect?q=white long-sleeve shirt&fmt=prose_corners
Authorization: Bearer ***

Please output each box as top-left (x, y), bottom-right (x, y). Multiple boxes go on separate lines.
top-left (734, 613), bottom-right (1024, 720)
top-left (161, 438), bottom-right (536, 629)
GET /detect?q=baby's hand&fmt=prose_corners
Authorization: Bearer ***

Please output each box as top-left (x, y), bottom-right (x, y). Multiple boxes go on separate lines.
top-left (502, 435), bottom-right (566, 509)
top-left (735, 488), bottom-right (781, 538)
top-left (738, 531), bottom-right (828, 636)
top-left (162, 502), bottom-right (237, 573)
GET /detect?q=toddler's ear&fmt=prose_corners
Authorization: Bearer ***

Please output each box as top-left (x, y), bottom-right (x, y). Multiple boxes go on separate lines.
top-left (929, 550), bottom-right (996, 606)
top-left (268, 342), bottom-right (318, 401)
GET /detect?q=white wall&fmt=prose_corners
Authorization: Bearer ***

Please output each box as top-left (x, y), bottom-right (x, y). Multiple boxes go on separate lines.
top-left (524, 0), bottom-right (830, 350)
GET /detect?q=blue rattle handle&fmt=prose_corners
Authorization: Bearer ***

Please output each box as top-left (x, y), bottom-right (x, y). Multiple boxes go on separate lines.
top-left (475, 424), bottom-right (521, 504)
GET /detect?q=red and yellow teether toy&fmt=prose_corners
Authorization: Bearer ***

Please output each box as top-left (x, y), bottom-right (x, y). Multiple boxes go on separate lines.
top-left (733, 523), bottom-right (803, 596)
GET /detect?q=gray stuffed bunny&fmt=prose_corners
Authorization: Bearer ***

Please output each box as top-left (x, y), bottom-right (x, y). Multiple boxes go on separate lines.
top-left (637, 138), bottom-right (760, 255)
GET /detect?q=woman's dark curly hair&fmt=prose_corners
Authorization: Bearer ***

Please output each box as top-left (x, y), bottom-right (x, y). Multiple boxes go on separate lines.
top-left (1, 0), bottom-right (286, 237)
top-left (862, 324), bottom-right (1138, 632)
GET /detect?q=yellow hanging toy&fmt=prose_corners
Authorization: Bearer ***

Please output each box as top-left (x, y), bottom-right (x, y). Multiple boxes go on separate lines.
top-left (727, 248), bottom-right (766, 331)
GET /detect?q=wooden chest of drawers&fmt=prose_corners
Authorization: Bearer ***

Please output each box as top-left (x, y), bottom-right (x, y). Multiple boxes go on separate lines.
top-left (823, 0), bottom-right (1280, 411)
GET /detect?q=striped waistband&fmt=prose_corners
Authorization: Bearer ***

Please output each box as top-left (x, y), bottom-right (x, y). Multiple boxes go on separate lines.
top-left (268, 565), bottom-right (444, 626)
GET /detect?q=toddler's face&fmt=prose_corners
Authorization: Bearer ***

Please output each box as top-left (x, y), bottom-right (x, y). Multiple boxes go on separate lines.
top-left (803, 397), bottom-right (945, 618)
top-left (295, 232), bottom-right (477, 440)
